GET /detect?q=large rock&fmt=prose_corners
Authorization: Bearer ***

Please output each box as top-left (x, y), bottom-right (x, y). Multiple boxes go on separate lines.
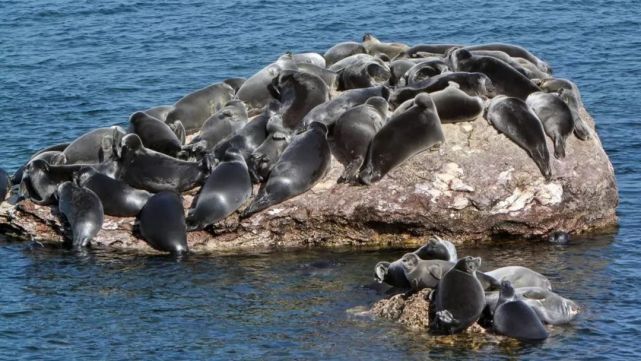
top-left (0, 106), bottom-right (617, 253)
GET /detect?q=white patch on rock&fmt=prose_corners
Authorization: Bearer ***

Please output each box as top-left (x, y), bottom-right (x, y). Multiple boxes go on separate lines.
top-left (497, 168), bottom-right (514, 185)
top-left (491, 181), bottom-right (564, 214)
top-left (450, 178), bottom-right (475, 192)
top-left (268, 208), bottom-right (285, 216)
top-left (449, 196), bottom-right (470, 210)
top-left (535, 182), bottom-right (563, 205)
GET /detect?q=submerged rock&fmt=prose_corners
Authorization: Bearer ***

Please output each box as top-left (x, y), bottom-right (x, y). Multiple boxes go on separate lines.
top-left (0, 106), bottom-right (617, 253)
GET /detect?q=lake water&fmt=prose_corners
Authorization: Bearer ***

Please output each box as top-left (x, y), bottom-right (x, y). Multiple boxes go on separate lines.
top-left (1, 0), bottom-right (640, 359)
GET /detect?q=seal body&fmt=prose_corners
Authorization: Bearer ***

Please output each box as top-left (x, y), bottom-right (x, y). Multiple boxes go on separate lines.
top-left (430, 82), bottom-right (484, 123)
top-left (486, 96), bottom-right (552, 179)
top-left (485, 266), bottom-right (552, 290)
top-left (63, 126), bottom-right (126, 164)
top-left (237, 55), bottom-right (298, 110)
top-left (222, 77), bottom-right (246, 93)
top-left (485, 286), bottom-right (579, 325)
top-left (464, 43), bottom-right (551, 73)
top-left (57, 181), bottom-right (104, 249)
top-left (76, 166), bottom-right (151, 217)
top-left (492, 281), bottom-right (549, 342)
top-left (302, 86), bottom-right (390, 128)
top-left (144, 105), bottom-right (174, 122)
top-left (332, 97), bottom-right (388, 183)
top-left (165, 83), bottom-right (235, 132)
top-left (374, 260), bottom-right (411, 289)
top-left (138, 191), bottom-right (188, 255)
top-left (403, 60), bottom-right (449, 86)
top-left (359, 93), bottom-right (444, 184)
top-left (246, 126), bottom-right (290, 184)
top-left (268, 71), bottom-right (329, 132)
top-left (213, 109), bottom-right (270, 162)
top-left (401, 253), bottom-right (453, 290)
top-left (0, 168), bottom-right (9, 204)
top-left (243, 122), bottom-right (331, 217)
top-left (414, 236), bottom-right (458, 262)
top-left (323, 41), bottom-right (367, 66)
top-left (526, 92), bottom-right (574, 158)
top-left (362, 33), bottom-right (409, 59)
top-left (537, 78), bottom-right (591, 140)
top-left (430, 257), bottom-right (486, 334)
top-left (128, 111), bottom-right (183, 157)
top-left (186, 149), bottom-right (252, 231)
top-left (191, 100), bottom-right (248, 150)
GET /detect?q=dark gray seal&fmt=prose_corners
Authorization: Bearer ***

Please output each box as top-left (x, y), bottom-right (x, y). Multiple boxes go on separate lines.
top-left (389, 72), bottom-right (495, 108)
top-left (144, 105), bottom-right (174, 122)
top-left (526, 92), bottom-right (574, 159)
top-left (128, 111), bottom-right (183, 157)
top-left (429, 256), bottom-right (486, 334)
top-left (336, 56), bottom-right (390, 91)
top-left (267, 71), bottom-right (329, 132)
top-left (468, 49), bottom-right (547, 79)
top-left (242, 122), bottom-right (331, 217)
top-left (388, 59), bottom-right (419, 86)
top-left (296, 63), bottom-right (338, 89)
top-left (485, 286), bottom-right (579, 325)
top-left (11, 150), bottom-right (67, 186)
top-left (246, 119), bottom-right (290, 184)
top-left (165, 82), bottom-right (235, 132)
top-left (212, 107), bottom-right (271, 162)
top-left (332, 97), bottom-right (388, 183)
top-left (323, 41), bottom-right (367, 66)
top-left (362, 33), bottom-right (409, 59)
top-left (464, 43), bottom-right (551, 73)
top-left (491, 281), bottom-right (549, 342)
top-left (536, 78), bottom-right (591, 140)
top-left (237, 55), bottom-right (298, 110)
top-left (302, 85), bottom-right (390, 128)
top-left (223, 77), bottom-right (246, 93)
top-left (450, 49), bottom-right (541, 100)
top-left (186, 149), bottom-right (252, 231)
top-left (359, 93), bottom-right (444, 185)
top-left (190, 100), bottom-right (248, 150)
top-left (374, 259), bottom-right (411, 289)
top-left (414, 236), bottom-right (458, 262)
top-left (75, 166), bottom-right (151, 217)
top-left (403, 60), bottom-right (449, 86)
top-left (138, 191), bottom-right (188, 255)
top-left (486, 96), bottom-right (552, 179)
top-left (400, 253), bottom-right (453, 291)
top-left (398, 44), bottom-right (463, 59)
top-left (0, 168), bottom-right (9, 204)
top-left (430, 82), bottom-right (484, 123)
top-left (117, 134), bottom-right (209, 193)
top-left (63, 126), bottom-right (126, 164)
top-left (57, 181), bottom-right (104, 249)
top-left (485, 266), bottom-right (552, 290)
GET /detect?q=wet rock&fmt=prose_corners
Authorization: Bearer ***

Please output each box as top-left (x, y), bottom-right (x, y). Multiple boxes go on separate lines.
top-left (0, 106), bottom-right (617, 253)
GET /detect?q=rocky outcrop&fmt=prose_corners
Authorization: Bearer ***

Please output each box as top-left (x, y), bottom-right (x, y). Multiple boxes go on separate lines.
top-left (0, 106), bottom-right (617, 253)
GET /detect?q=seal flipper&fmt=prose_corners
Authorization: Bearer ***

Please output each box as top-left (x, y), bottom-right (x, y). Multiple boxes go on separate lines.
top-left (553, 136), bottom-right (566, 159)
top-left (337, 158), bottom-right (365, 184)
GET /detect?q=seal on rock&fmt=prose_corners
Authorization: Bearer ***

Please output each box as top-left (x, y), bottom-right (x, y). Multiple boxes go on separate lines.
top-left (57, 181), bottom-right (104, 249)
top-left (400, 253), bottom-right (453, 290)
top-left (403, 60), bottom-right (449, 86)
top-left (144, 105), bottom-right (174, 122)
top-left (485, 96), bottom-right (552, 179)
top-left (302, 85), bottom-right (390, 128)
top-left (267, 71), bottom-right (329, 131)
top-left (323, 41), bottom-right (367, 66)
top-left (63, 126), bottom-right (126, 164)
top-left (190, 100), bottom-right (248, 150)
top-left (186, 148), bottom-right (252, 231)
top-left (165, 82), bottom-right (235, 132)
top-left (332, 96), bottom-right (388, 183)
top-left (464, 43), bottom-right (552, 73)
top-left (237, 54), bottom-right (298, 110)
top-left (362, 33), bottom-right (409, 59)
top-left (359, 93), bottom-right (444, 184)
top-left (485, 286), bottom-right (579, 325)
top-left (414, 236), bottom-right (458, 262)
top-left (485, 265), bottom-right (552, 290)
top-left (242, 122), bottom-right (331, 217)
top-left (536, 77), bottom-right (591, 140)
top-left (526, 92), bottom-right (574, 159)
top-left (429, 256), bottom-right (486, 334)
top-left (0, 168), bottom-right (9, 204)
top-left (128, 111), bottom-right (183, 157)
top-left (430, 82), bottom-right (484, 123)
top-left (75, 166), bottom-right (151, 217)
top-left (212, 107), bottom-right (271, 162)
top-left (491, 281), bottom-right (549, 342)
top-left (138, 191), bottom-right (188, 255)
top-left (374, 259), bottom-right (411, 289)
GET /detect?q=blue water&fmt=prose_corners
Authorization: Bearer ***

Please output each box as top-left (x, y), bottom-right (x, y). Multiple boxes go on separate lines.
top-left (0, 0), bottom-right (640, 359)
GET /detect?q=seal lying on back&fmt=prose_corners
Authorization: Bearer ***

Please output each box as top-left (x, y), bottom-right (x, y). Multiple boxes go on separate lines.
top-left (57, 181), bottom-right (104, 249)
top-left (165, 82), bottom-right (235, 132)
top-left (491, 281), bottom-right (549, 342)
top-left (485, 286), bottom-right (579, 325)
top-left (485, 96), bottom-right (552, 179)
top-left (332, 97), bottom-right (388, 184)
top-left (429, 257), bottom-right (486, 334)
top-left (138, 191), bottom-right (188, 255)
top-left (450, 49), bottom-right (541, 100)
top-left (526, 92), bottom-right (575, 159)
top-left (242, 122), bottom-right (331, 217)
top-left (359, 93), bottom-right (444, 185)
top-left (186, 148), bottom-right (252, 231)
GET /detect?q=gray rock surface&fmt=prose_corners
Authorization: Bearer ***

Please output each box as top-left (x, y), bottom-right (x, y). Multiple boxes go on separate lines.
top-left (0, 106), bottom-right (617, 253)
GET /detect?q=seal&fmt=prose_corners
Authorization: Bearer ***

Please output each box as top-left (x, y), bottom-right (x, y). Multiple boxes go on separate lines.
top-left (335, 56), bottom-right (391, 91)
top-left (362, 33), bottom-right (409, 59)
top-left (63, 126), bottom-right (126, 164)
top-left (468, 49), bottom-right (545, 79)
top-left (186, 148), bottom-right (252, 231)
top-left (128, 111), bottom-right (183, 157)
top-left (11, 150), bottom-right (67, 186)
top-left (117, 134), bottom-right (209, 193)
top-left (548, 231), bottom-right (570, 244)
top-left (302, 85), bottom-right (390, 128)
top-left (331, 96), bottom-right (388, 183)
top-left (359, 93), bottom-right (444, 185)
top-left (246, 119), bottom-right (290, 184)
top-left (138, 191), bottom-right (188, 255)
top-left (389, 72), bottom-right (495, 108)
top-left (75, 166), bottom-right (151, 217)
top-left (485, 96), bottom-right (552, 179)
top-left (403, 59), bottom-right (449, 86)
top-left (242, 122), bottom-right (331, 217)
top-left (388, 59), bottom-right (420, 86)
top-left (284, 52), bottom-right (326, 68)
top-left (0, 168), bottom-right (9, 204)
top-left (485, 286), bottom-right (579, 325)
top-left (526, 92), bottom-right (574, 159)
top-left (223, 77), bottom-right (247, 93)
top-left (267, 71), bottom-right (329, 132)
top-left (464, 43), bottom-right (552, 73)
top-left (57, 181), bottom-right (104, 249)
top-left (450, 49), bottom-right (541, 100)
top-left (165, 82), bottom-right (235, 132)
top-left (430, 82), bottom-right (484, 123)
top-left (429, 256), bottom-right (486, 334)
top-left (323, 41), bottom-right (367, 66)
top-left (374, 259), bottom-right (411, 289)
top-left (535, 78), bottom-right (591, 140)
top-left (414, 236), bottom-right (458, 262)
top-left (400, 253), bottom-right (453, 291)
top-left (399, 44), bottom-right (462, 58)
top-left (212, 104), bottom-right (271, 162)
top-left (296, 63), bottom-right (338, 90)
top-left (236, 54), bottom-right (298, 110)
top-left (485, 265), bottom-right (552, 290)
top-left (190, 100), bottom-right (248, 150)
top-left (144, 105), bottom-right (174, 122)
top-left (491, 281), bottom-right (549, 342)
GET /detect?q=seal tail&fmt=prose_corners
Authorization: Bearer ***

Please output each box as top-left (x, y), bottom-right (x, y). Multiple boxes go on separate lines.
top-left (553, 137), bottom-right (566, 159)
top-left (573, 117), bottom-right (591, 140)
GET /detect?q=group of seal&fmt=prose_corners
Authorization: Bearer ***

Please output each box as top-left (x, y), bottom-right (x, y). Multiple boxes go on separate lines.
top-left (374, 237), bottom-right (579, 342)
top-left (2, 34), bottom-right (590, 254)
